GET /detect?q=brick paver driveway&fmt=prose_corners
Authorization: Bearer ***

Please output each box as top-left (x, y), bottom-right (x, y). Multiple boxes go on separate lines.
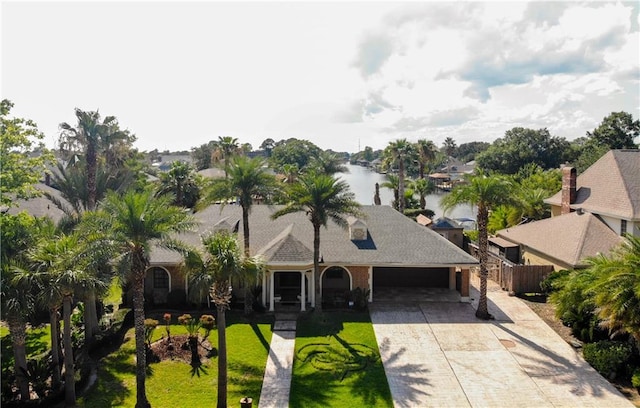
top-left (370, 277), bottom-right (633, 408)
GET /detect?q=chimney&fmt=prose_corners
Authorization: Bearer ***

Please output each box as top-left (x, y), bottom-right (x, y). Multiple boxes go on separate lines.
top-left (561, 167), bottom-right (576, 215)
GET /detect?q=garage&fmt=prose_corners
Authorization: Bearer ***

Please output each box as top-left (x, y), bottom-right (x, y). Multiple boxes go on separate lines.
top-left (373, 267), bottom-right (450, 289)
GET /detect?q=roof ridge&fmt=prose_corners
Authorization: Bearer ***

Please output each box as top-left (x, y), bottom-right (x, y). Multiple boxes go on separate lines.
top-left (256, 224), bottom-right (295, 256)
top-left (571, 212), bottom-right (594, 265)
top-left (614, 150), bottom-right (639, 219)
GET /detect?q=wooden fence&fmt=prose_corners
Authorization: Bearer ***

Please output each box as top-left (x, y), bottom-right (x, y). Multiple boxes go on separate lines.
top-left (468, 243), bottom-right (554, 294)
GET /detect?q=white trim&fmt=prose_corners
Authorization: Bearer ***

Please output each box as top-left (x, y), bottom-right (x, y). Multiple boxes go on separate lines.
top-left (145, 266), bottom-right (172, 292)
top-left (319, 265), bottom-right (353, 296)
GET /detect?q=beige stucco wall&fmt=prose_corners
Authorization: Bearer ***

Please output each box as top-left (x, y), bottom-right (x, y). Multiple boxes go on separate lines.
top-left (521, 249), bottom-right (573, 272)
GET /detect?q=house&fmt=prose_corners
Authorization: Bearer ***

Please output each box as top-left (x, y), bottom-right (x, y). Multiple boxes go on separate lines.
top-left (147, 204), bottom-right (478, 311)
top-left (430, 217), bottom-right (464, 249)
top-left (490, 149), bottom-right (638, 271)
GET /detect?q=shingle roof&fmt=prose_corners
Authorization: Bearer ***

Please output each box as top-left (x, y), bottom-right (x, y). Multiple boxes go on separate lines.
top-left (155, 204), bottom-right (478, 267)
top-left (256, 224), bottom-right (314, 264)
top-left (545, 150), bottom-right (640, 220)
top-left (6, 183), bottom-right (70, 223)
top-left (496, 212), bottom-right (623, 268)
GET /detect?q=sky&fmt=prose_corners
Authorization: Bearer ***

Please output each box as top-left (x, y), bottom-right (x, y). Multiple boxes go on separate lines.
top-left (2, 1), bottom-right (639, 154)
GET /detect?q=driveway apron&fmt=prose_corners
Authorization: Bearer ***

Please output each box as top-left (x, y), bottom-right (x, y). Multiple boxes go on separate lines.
top-left (370, 277), bottom-right (633, 408)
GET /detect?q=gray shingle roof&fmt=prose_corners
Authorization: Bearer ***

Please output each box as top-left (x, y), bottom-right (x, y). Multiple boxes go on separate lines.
top-left (256, 224), bottom-right (314, 264)
top-left (155, 204), bottom-right (478, 267)
top-left (545, 150), bottom-right (640, 220)
top-left (6, 183), bottom-right (70, 223)
top-left (497, 211), bottom-right (623, 268)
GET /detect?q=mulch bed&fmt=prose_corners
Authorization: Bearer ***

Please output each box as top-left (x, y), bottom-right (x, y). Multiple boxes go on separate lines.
top-left (149, 334), bottom-right (216, 364)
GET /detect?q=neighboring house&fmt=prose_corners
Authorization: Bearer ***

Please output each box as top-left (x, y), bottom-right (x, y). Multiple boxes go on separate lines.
top-left (5, 183), bottom-right (71, 223)
top-left (149, 204), bottom-right (478, 311)
top-left (430, 217), bottom-right (464, 249)
top-left (545, 149), bottom-right (640, 237)
top-left (151, 154), bottom-right (193, 171)
top-left (490, 149), bottom-right (638, 271)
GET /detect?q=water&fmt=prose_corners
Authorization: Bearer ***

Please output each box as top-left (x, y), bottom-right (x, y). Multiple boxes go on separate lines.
top-left (338, 163), bottom-right (476, 220)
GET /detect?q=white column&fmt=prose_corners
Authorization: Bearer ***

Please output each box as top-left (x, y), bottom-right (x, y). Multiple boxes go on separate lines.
top-left (310, 269), bottom-right (316, 308)
top-left (262, 269), bottom-right (267, 307)
top-left (269, 271), bottom-right (275, 312)
top-left (300, 271), bottom-right (306, 312)
top-left (368, 266), bottom-right (373, 302)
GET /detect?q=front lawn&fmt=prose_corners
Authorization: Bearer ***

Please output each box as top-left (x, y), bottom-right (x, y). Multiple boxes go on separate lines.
top-left (290, 311), bottom-right (392, 408)
top-left (79, 312), bottom-right (273, 407)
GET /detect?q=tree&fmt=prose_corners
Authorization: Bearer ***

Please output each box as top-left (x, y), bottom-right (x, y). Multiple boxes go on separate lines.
top-left (0, 99), bottom-right (52, 207)
top-left (456, 141), bottom-right (490, 163)
top-left (442, 137), bottom-right (457, 157)
top-left (157, 161), bottom-right (203, 208)
top-left (587, 111), bottom-right (639, 150)
top-left (441, 173), bottom-right (513, 319)
top-left (384, 139), bottom-right (414, 213)
top-left (415, 139), bottom-right (438, 179)
top-left (380, 174), bottom-right (400, 210)
top-left (307, 151), bottom-right (348, 175)
top-left (87, 189), bottom-right (195, 408)
top-left (18, 232), bottom-right (107, 406)
top-left (0, 212), bottom-right (42, 401)
top-left (272, 172), bottom-right (361, 310)
top-left (212, 136), bottom-right (240, 177)
top-left (202, 156), bottom-right (279, 313)
top-left (191, 141), bottom-right (217, 170)
top-left (269, 138), bottom-right (322, 170)
top-left (282, 163), bottom-right (300, 185)
top-left (411, 178), bottom-right (435, 210)
top-left (476, 127), bottom-right (570, 174)
top-left (260, 138), bottom-right (275, 157)
top-left (588, 235), bottom-right (640, 343)
top-left (185, 231), bottom-right (264, 408)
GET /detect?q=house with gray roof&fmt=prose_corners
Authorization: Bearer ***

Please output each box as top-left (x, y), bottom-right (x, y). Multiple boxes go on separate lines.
top-left (147, 204), bottom-right (478, 311)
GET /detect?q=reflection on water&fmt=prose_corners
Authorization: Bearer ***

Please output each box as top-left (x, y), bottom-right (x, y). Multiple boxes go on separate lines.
top-left (338, 164), bottom-right (475, 220)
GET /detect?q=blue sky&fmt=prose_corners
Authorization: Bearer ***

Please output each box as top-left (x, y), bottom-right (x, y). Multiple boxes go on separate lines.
top-left (2, 1), bottom-right (639, 153)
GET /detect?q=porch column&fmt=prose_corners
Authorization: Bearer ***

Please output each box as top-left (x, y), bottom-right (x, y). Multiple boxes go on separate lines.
top-left (460, 268), bottom-right (470, 302)
top-left (300, 271), bottom-right (306, 312)
top-left (368, 266), bottom-right (373, 302)
top-left (449, 267), bottom-right (456, 290)
top-left (310, 270), bottom-right (315, 308)
top-left (262, 270), bottom-right (267, 307)
top-left (269, 271), bottom-right (275, 312)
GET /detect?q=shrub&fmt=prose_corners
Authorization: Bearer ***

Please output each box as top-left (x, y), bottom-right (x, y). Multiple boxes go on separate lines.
top-left (199, 314), bottom-right (216, 338)
top-left (144, 319), bottom-right (159, 346)
top-left (464, 230), bottom-right (479, 243)
top-left (539, 269), bottom-right (571, 294)
top-left (632, 368), bottom-right (640, 389)
top-left (347, 287), bottom-right (370, 311)
top-left (403, 208), bottom-right (435, 219)
top-left (583, 341), bottom-right (632, 379)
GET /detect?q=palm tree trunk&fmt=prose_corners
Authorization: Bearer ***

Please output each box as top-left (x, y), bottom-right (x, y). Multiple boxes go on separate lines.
top-left (7, 313), bottom-right (30, 401)
top-left (419, 162), bottom-right (425, 180)
top-left (50, 307), bottom-right (62, 390)
top-left (420, 195), bottom-right (426, 210)
top-left (216, 305), bottom-right (227, 408)
top-left (133, 273), bottom-right (150, 408)
top-left (242, 205), bottom-right (253, 315)
top-left (86, 142), bottom-right (97, 211)
top-left (84, 292), bottom-right (99, 346)
top-left (398, 161), bottom-right (405, 214)
top-left (475, 203), bottom-right (491, 320)
top-left (313, 223), bottom-right (322, 311)
top-left (63, 295), bottom-right (76, 406)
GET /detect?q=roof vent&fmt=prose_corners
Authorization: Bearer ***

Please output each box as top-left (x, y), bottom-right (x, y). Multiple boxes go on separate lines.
top-left (347, 216), bottom-right (368, 241)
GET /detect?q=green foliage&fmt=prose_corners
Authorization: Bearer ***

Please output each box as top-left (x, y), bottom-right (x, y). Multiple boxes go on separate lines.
top-left (191, 140), bottom-right (218, 170)
top-left (178, 314), bottom-right (201, 338)
top-left (539, 269), bottom-right (571, 294)
top-left (156, 161), bottom-right (203, 208)
top-left (583, 341), bottom-right (632, 378)
top-left (270, 138), bottom-right (322, 170)
top-left (587, 111), bottom-right (639, 150)
top-left (403, 208), bottom-right (435, 219)
top-left (455, 141), bottom-right (490, 163)
top-left (476, 127), bottom-right (570, 174)
top-left (464, 229), bottom-right (479, 243)
top-left (632, 368), bottom-right (640, 389)
top-left (144, 319), bottom-right (158, 345)
top-left (0, 99), bottom-right (53, 207)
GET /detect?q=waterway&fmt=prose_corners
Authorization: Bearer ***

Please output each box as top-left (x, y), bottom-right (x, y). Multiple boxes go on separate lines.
top-left (338, 163), bottom-right (476, 221)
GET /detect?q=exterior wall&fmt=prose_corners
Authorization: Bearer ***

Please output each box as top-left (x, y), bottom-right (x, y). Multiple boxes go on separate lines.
top-left (347, 266), bottom-right (370, 291)
top-left (521, 249), bottom-right (572, 272)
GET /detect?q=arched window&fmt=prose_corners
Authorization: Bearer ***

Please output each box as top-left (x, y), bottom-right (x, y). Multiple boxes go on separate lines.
top-left (149, 267), bottom-right (169, 289)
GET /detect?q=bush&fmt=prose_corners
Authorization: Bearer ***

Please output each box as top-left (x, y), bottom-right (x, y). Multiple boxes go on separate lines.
top-left (464, 230), bottom-right (479, 243)
top-left (403, 208), bottom-right (435, 219)
top-left (632, 368), bottom-right (640, 389)
top-left (539, 269), bottom-right (571, 294)
top-left (347, 287), bottom-right (370, 311)
top-left (583, 341), bottom-right (632, 379)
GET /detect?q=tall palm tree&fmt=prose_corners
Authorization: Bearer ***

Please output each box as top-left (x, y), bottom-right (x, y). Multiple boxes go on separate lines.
top-left (272, 172), bottom-right (361, 310)
top-left (380, 174), bottom-right (400, 210)
top-left (19, 232), bottom-right (107, 406)
top-left (282, 163), bottom-right (300, 184)
top-left (442, 137), bottom-right (457, 157)
top-left (185, 231), bottom-right (264, 408)
top-left (156, 161), bottom-right (202, 209)
top-left (87, 189), bottom-right (195, 408)
top-left (589, 235), bottom-right (640, 343)
top-left (59, 109), bottom-right (131, 344)
top-left (415, 139), bottom-right (437, 179)
top-left (308, 151), bottom-right (348, 175)
top-left (212, 136), bottom-right (240, 177)
top-left (441, 173), bottom-right (513, 319)
top-left (202, 156), bottom-right (279, 313)
top-left (385, 139), bottom-right (413, 214)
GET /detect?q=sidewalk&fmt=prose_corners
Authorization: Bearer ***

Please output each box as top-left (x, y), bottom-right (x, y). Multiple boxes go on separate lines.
top-left (258, 318), bottom-right (296, 408)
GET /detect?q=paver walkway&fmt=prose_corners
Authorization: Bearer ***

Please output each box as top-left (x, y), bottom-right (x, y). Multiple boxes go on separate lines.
top-left (371, 276), bottom-right (634, 408)
top-left (258, 316), bottom-right (296, 408)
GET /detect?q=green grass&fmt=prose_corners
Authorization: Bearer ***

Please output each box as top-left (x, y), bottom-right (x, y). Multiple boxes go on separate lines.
top-left (1, 324), bottom-right (52, 372)
top-left (79, 312), bottom-right (273, 407)
top-left (290, 311), bottom-right (392, 408)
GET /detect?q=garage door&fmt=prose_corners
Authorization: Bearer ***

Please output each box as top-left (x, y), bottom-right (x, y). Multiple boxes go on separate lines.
top-left (373, 267), bottom-right (449, 288)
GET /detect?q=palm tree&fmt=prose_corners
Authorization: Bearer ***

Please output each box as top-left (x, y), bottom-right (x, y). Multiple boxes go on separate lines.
top-left (156, 161), bottom-right (202, 209)
top-left (272, 172), bottom-right (361, 310)
top-left (19, 232), bottom-right (107, 406)
top-left (202, 156), bottom-right (279, 313)
top-left (185, 231), bottom-right (264, 408)
top-left (59, 109), bottom-right (131, 344)
top-left (411, 178), bottom-right (435, 210)
top-left (589, 235), bottom-right (640, 343)
top-left (415, 139), bottom-right (437, 179)
top-left (281, 163), bottom-right (300, 184)
top-left (442, 137), bottom-right (457, 157)
top-left (88, 189), bottom-right (195, 408)
top-left (212, 136), bottom-right (240, 177)
top-left (384, 139), bottom-right (413, 214)
top-left (380, 174), bottom-right (400, 210)
top-left (441, 173), bottom-right (513, 319)
top-left (308, 151), bottom-right (348, 175)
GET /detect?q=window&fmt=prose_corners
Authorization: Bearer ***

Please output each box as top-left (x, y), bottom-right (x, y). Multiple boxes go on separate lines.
top-left (621, 220), bottom-right (627, 235)
top-left (325, 267), bottom-right (344, 279)
top-left (153, 268), bottom-right (169, 289)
